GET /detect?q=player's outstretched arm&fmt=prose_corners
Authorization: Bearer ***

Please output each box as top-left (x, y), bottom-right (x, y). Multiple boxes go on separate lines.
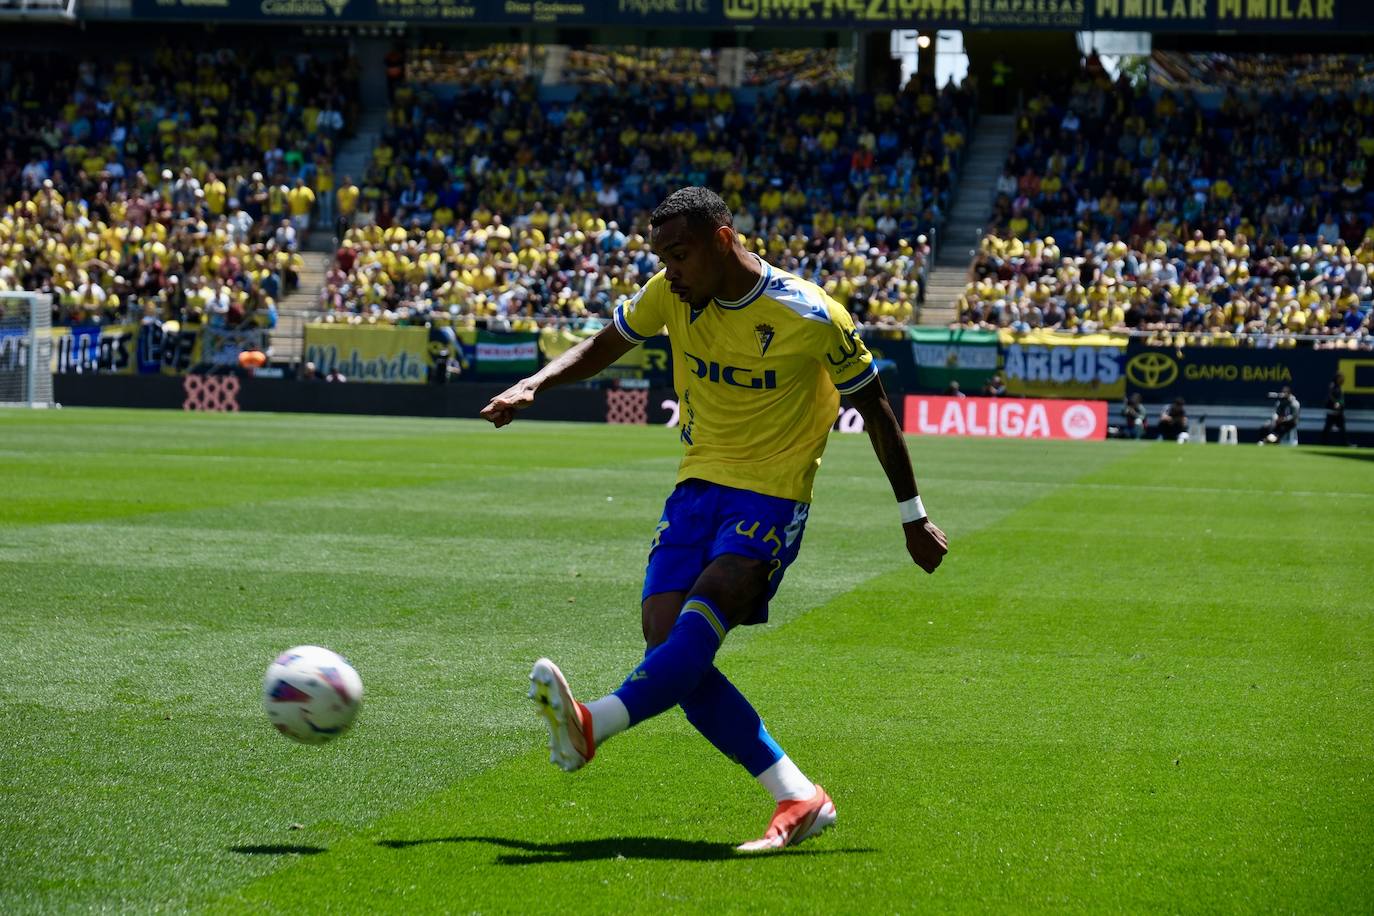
top-left (480, 325), bottom-right (636, 427)
top-left (847, 377), bottom-right (948, 574)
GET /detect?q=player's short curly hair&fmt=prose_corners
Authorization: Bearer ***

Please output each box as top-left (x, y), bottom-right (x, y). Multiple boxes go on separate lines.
top-left (650, 187), bottom-right (733, 235)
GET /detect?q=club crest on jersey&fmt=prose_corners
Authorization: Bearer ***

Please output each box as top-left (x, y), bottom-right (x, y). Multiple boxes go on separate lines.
top-left (754, 323), bottom-right (775, 357)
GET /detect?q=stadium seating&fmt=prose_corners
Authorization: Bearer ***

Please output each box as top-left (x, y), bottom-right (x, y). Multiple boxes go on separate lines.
top-left (1149, 52), bottom-right (1374, 93)
top-left (320, 220), bottom-right (932, 329)
top-left (0, 47), bottom-right (357, 329)
top-left (405, 45), bottom-right (856, 91)
top-left (328, 69), bottom-right (971, 325)
top-left (962, 60), bottom-right (1374, 343)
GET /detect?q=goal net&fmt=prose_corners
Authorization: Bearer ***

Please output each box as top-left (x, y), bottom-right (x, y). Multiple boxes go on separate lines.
top-left (0, 292), bottom-right (55, 408)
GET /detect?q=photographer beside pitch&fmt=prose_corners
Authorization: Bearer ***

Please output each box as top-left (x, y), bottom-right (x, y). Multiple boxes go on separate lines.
top-left (1259, 386), bottom-right (1301, 445)
top-left (481, 187), bottom-right (948, 851)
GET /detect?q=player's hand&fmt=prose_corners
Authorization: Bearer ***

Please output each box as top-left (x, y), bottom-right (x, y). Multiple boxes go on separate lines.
top-left (903, 518), bottom-right (948, 574)
top-left (480, 379), bottom-right (536, 428)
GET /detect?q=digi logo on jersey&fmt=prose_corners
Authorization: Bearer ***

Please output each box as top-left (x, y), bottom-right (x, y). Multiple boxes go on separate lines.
top-left (682, 351), bottom-right (778, 390)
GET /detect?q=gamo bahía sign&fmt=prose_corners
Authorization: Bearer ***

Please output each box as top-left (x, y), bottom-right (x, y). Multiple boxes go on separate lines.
top-left (903, 395), bottom-right (1106, 441)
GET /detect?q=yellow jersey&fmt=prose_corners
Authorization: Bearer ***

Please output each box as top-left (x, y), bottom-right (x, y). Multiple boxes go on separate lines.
top-left (613, 258), bottom-right (876, 503)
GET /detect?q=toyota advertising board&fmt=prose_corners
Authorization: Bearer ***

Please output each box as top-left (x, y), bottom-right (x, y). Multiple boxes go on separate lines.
top-left (903, 395), bottom-right (1108, 441)
top-left (1123, 340), bottom-right (1374, 408)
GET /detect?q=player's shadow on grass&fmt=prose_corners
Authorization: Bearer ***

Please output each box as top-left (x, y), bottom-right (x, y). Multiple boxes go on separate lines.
top-left (1311, 447), bottom-right (1374, 463)
top-left (229, 844), bottom-right (327, 856)
top-left (378, 835), bottom-right (871, 865)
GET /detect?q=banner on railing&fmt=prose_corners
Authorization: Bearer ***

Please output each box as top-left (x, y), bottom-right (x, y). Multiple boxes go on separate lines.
top-left (999, 330), bottom-right (1127, 400)
top-left (135, 321), bottom-right (203, 375)
top-left (537, 326), bottom-right (672, 383)
top-left (903, 394), bottom-right (1108, 441)
top-left (910, 327), bottom-right (999, 393)
top-left (473, 330), bottom-right (539, 377)
top-left (51, 321), bottom-right (215, 375)
top-left (50, 324), bottom-right (136, 375)
top-left (200, 326), bottom-right (269, 369)
top-left (303, 323), bottom-right (431, 384)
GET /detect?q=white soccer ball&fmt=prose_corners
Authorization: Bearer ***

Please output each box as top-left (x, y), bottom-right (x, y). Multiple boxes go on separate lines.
top-left (262, 645), bottom-right (363, 745)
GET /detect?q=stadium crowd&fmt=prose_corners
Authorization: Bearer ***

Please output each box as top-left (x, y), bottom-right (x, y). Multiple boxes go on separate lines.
top-left (404, 45), bottom-right (854, 91)
top-left (324, 71), bottom-right (971, 324)
top-left (1149, 52), bottom-right (1374, 93)
top-left (961, 59), bottom-right (1374, 344)
top-left (319, 219), bottom-right (931, 328)
top-left (0, 46), bottom-right (357, 329)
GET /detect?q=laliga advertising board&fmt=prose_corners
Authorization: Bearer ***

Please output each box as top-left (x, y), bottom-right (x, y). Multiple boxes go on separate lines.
top-left (903, 395), bottom-right (1108, 441)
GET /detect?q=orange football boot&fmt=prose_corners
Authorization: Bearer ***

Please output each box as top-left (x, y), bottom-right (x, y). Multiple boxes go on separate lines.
top-left (736, 785), bottom-right (837, 852)
top-left (528, 658), bottom-right (595, 772)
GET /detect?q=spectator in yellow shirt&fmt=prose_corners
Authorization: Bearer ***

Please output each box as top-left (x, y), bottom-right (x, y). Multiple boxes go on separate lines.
top-left (203, 173), bottom-right (227, 217)
top-left (288, 179), bottom-right (315, 234)
top-left (336, 176), bottom-right (359, 229)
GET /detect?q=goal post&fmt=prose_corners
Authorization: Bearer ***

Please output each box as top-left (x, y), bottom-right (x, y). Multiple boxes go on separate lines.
top-left (0, 292), bottom-right (55, 408)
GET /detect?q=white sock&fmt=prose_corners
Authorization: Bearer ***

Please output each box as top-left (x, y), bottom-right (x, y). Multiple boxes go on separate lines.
top-left (756, 755), bottom-right (816, 803)
top-left (584, 694), bottom-right (630, 745)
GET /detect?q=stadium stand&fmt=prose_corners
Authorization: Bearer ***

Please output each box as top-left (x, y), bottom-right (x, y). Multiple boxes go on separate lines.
top-left (325, 68), bottom-right (972, 325)
top-left (1149, 52), bottom-right (1374, 93)
top-left (0, 40), bottom-right (973, 332)
top-left (958, 57), bottom-right (1374, 344)
top-left (0, 46), bottom-right (357, 332)
top-left (319, 221), bottom-right (932, 329)
top-left (404, 45), bottom-right (854, 91)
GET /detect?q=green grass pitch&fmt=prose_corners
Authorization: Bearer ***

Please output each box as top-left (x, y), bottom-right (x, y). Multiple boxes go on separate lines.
top-left (1, 408), bottom-right (1371, 913)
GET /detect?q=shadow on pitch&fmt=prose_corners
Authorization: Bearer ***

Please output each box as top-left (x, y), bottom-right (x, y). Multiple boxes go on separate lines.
top-left (229, 844), bottom-right (327, 856)
top-left (377, 835), bottom-right (873, 865)
top-left (1307, 447), bottom-right (1374, 463)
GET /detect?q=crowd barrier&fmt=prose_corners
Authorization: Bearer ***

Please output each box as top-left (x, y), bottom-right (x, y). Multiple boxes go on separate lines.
top-left (50, 324), bottom-right (1374, 420)
top-left (52, 372), bottom-right (1374, 445)
top-left (49, 321), bottom-right (268, 376)
top-left (52, 373), bottom-right (667, 423)
top-left (52, 373), bottom-right (881, 435)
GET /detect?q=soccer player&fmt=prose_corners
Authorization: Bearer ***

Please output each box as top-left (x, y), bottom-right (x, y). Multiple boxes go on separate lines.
top-left (481, 188), bottom-right (948, 851)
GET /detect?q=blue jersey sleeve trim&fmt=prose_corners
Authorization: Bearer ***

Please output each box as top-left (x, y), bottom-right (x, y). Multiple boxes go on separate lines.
top-left (613, 306), bottom-right (648, 343)
top-left (834, 363), bottom-right (877, 394)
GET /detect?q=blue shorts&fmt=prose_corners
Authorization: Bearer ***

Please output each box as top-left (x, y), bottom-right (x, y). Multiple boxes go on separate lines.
top-left (641, 479), bottom-right (810, 626)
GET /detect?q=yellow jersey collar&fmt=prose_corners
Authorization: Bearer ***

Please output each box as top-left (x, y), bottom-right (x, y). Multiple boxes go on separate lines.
top-left (714, 255), bottom-right (770, 311)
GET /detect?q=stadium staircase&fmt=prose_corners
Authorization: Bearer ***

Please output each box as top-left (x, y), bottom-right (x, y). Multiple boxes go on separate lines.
top-left (333, 107), bottom-right (389, 196)
top-left (920, 114), bottom-right (1017, 326)
top-left (274, 100), bottom-right (389, 366)
top-left (541, 46), bottom-right (570, 85)
top-left (272, 250), bottom-right (330, 366)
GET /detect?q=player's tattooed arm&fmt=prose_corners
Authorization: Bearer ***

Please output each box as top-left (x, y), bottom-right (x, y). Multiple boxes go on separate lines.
top-left (846, 376), bottom-right (948, 574)
top-left (481, 325), bottom-right (636, 428)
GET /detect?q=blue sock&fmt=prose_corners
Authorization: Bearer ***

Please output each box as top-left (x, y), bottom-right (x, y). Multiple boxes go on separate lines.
top-left (681, 667), bottom-right (785, 777)
top-left (614, 596), bottom-right (727, 725)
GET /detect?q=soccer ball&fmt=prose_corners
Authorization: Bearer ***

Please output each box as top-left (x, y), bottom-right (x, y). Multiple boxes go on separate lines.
top-left (262, 645), bottom-right (363, 745)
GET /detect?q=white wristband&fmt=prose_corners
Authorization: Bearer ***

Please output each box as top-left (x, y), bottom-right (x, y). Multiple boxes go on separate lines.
top-left (898, 496), bottom-right (926, 524)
